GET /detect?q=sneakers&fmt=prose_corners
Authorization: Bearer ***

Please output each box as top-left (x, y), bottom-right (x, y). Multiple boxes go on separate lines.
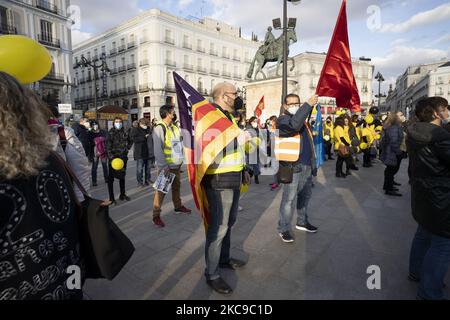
top-left (175, 206), bottom-right (192, 214)
top-left (296, 223), bottom-right (318, 233)
top-left (270, 183), bottom-right (279, 190)
top-left (153, 216), bottom-right (165, 227)
top-left (119, 194), bottom-right (131, 201)
top-left (279, 231), bottom-right (294, 243)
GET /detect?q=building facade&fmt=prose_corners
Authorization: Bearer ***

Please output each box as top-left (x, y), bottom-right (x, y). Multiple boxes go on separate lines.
top-left (385, 60), bottom-right (450, 117)
top-left (0, 0), bottom-right (74, 107)
top-left (264, 51), bottom-right (374, 117)
top-left (72, 8), bottom-right (260, 122)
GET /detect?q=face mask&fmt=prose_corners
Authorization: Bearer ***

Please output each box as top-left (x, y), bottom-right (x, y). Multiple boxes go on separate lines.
top-left (83, 122), bottom-right (91, 129)
top-left (141, 125), bottom-right (148, 130)
top-left (289, 107), bottom-right (299, 115)
top-left (93, 124), bottom-right (99, 131)
top-left (251, 122), bottom-right (258, 129)
top-left (114, 122), bottom-right (123, 130)
top-left (442, 116), bottom-right (450, 125)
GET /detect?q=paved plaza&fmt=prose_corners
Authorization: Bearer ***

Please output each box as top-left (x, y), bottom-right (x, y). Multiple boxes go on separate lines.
top-left (84, 157), bottom-right (450, 300)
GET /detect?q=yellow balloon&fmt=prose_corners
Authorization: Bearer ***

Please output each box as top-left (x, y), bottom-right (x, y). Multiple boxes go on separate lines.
top-left (0, 35), bottom-right (52, 84)
top-left (375, 125), bottom-right (383, 132)
top-left (240, 184), bottom-right (249, 194)
top-left (111, 158), bottom-right (125, 171)
top-left (360, 142), bottom-right (368, 150)
top-left (375, 134), bottom-right (381, 140)
top-left (365, 114), bottom-right (374, 125)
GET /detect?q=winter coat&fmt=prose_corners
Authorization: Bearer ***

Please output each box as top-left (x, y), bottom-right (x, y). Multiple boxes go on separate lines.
top-left (130, 126), bottom-right (151, 160)
top-left (406, 122), bottom-right (450, 239)
top-left (380, 124), bottom-right (403, 166)
top-left (89, 129), bottom-right (108, 160)
top-left (106, 127), bottom-right (133, 160)
top-left (72, 123), bottom-right (91, 158)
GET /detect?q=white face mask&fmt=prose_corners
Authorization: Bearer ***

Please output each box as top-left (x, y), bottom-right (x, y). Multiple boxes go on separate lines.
top-left (289, 107), bottom-right (299, 114)
top-left (251, 122), bottom-right (258, 129)
top-left (93, 124), bottom-right (99, 131)
top-left (442, 116), bottom-right (450, 125)
top-left (141, 125), bottom-right (148, 130)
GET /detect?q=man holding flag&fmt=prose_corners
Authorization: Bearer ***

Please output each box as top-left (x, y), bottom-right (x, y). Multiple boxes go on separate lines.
top-left (174, 73), bottom-right (250, 295)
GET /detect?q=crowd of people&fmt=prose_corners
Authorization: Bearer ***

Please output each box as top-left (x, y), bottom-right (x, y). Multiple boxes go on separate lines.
top-left (1, 70), bottom-right (449, 300)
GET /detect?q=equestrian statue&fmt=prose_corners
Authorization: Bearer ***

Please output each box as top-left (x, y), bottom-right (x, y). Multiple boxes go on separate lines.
top-left (247, 27), bottom-right (298, 80)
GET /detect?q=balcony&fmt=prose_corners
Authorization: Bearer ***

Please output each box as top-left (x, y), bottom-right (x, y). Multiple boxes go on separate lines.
top-left (0, 23), bottom-right (17, 35)
top-left (109, 68), bottom-right (118, 75)
top-left (197, 88), bottom-right (209, 95)
top-left (197, 66), bottom-right (207, 74)
top-left (222, 71), bottom-right (231, 78)
top-left (165, 84), bottom-right (176, 92)
top-left (197, 47), bottom-right (205, 53)
top-left (139, 84), bottom-right (150, 92)
top-left (37, 34), bottom-right (60, 48)
top-left (110, 90), bottom-right (119, 98)
top-left (43, 72), bottom-right (65, 82)
top-left (128, 86), bottom-right (137, 94)
top-left (79, 77), bottom-right (86, 84)
top-left (222, 53), bottom-right (230, 59)
top-left (164, 37), bottom-right (175, 45)
top-left (210, 69), bottom-right (219, 75)
top-left (140, 59), bottom-right (149, 67)
top-left (183, 42), bottom-right (192, 50)
top-left (233, 56), bottom-right (240, 62)
top-left (128, 42), bottom-right (136, 49)
top-left (91, 55), bottom-right (99, 62)
top-left (183, 64), bottom-right (194, 71)
top-left (34, 0), bottom-right (61, 16)
top-left (110, 48), bottom-right (118, 56)
top-left (244, 58), bottom-right (252, 63)
top-left (140, 38), bottom-right (149, 44)
top-left (233, 73), bottom-right (242, 80)
top-left (127, 63), bottom-right (136, 70)
top-left (118, 45), bottom-right (126, 52)
top-left (165, 60), bottom-right (176, 67)
top-left (118, 88), bottom-right (128, 96)
top-left (210, 49), bottom-right (218, 56)
top-left (118, 66), bottom-right (127, 73)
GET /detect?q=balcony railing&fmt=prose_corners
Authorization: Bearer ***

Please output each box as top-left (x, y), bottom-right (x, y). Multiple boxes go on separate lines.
top-left (164, 37), bottom-right (175, 45)
top-left (139, 84), bottom-right (150, 92)
top-left (78, 77), bottom-right (86, 84)
top-left (34, 0), bottom-right (61, 15)
top-left (128, 86), bottom-right (137, 94)
top-left (118, 45), bottom-right (126, 52)
top-left (109, 68), bottom-right (118, 75)
top-left (183, 64), bottom-right (193, 71)
top-left (0, 23), bottom-right (18, 35)
top-left (210, 49), bottom-right (218, 56)
top-left (233, 73), bottom-right (242, 79)
top-left (222, 71), bottom-right (231, 78)
top-left (127, 63), bottom-right (136, 70)
top-left (91, 55), bottom-right (98, 62)
top-left (43, 72), bottom-right (65, 82)
top-left (183, 42), bottom-right (192, 50)
top-left (140, 59), bottom-right (149, 67)
top-left (110, 48), bottom-right (117, 56)
top-left (165, 85), bottom-right (176, 92)
top-left (233, 56), bottom-right (240, 61)
top-left (128, 42), bottom-right (136, 49)
top-left (110, 90), bottom-right (119, 97)
top-left (222, 53), bottom-right (230, 59)
top-left (210, 69), bottom-right (219, 75)
top-left (140, 38), bottom-right (149, 44)
top-left (118, 88), bottom-right (128, 96)
top-left (197, 47), bottom-right (205, 53)
top-left (118, 66), bottom-right (127, 73)
top-left (37, 34), bottom-right (60, 48)
top-left (165, 60), bottom-right (176, 67)
top-left (197, 66), bottom-right (207, 74)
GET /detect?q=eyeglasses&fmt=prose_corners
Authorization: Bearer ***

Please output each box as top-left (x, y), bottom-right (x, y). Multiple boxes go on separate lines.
top-left (225, 92), bottom-right (238, 96)
top-left (287, 103), bottom-right (300, 108)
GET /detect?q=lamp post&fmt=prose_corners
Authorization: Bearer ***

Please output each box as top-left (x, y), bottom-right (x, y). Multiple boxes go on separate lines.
top-left (374, 71), bottom-right (385, 109)
top-left (76, 53), bottom-right (110, 125)
top-left (273, 0), bottom-right (301, 104)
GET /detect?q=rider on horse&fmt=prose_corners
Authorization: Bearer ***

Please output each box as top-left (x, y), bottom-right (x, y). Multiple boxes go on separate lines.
top-left (261, 27), bottom-right (275, 56)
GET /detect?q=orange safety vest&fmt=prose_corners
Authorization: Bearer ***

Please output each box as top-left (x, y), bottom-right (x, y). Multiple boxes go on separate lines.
top-left (274, 133), bottom-right (301, 162)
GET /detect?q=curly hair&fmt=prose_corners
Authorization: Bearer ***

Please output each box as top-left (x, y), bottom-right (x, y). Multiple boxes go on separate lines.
top-left (0, 72), bottom-right (54, 180)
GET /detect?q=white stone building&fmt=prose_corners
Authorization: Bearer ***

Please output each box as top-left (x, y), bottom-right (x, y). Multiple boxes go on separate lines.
top-left (261, 51), bottom-right (374, 118)
top-left (385, 60), bottom-right (450, 117)
top-left (0, 0), bottom-right (74, 107)
top-left (72, 8), bottom-right (260, 122)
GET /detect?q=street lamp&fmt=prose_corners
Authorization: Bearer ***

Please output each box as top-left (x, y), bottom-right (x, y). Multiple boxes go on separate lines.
top-left (76, 53), bottom-right (110, 125)
top-left (273, 0), bottom-right (301, 103)
top-left (374, 71), bottom-right (385, 109)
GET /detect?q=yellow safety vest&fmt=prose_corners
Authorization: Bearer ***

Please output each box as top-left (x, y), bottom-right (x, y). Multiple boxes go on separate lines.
top-left (158, 121), bottom-right (183, 165)
top-left (205, 115), bottom-right (245, 175)
top-left (274, 134), bottom-right (301, 162)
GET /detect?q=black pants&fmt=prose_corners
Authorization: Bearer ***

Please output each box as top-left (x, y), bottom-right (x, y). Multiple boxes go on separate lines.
top-left (108, 159), bottom-right (128, 201)
top-left (324, 141), bottom-right (333, 159)
top-left (363, 150), bottom-right (371, 166)
top-left (336, 155), bottom-right (352, 174)
top-left (383, 156), bottom-right (402, 191)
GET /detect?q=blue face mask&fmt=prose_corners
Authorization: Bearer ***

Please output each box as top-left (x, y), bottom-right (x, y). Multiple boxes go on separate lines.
top-left (114, 122), bottom-right (123, 130)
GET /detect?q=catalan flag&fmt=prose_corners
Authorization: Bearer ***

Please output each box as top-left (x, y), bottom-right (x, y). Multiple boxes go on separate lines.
top-left (173, 72), bottom-right (241, 229)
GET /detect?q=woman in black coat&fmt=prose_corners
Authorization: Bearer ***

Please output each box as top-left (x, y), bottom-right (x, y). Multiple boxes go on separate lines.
top-left (407, 97), bottom-right (450, 300)
top-left (130, 118), bottom-right (152, 186)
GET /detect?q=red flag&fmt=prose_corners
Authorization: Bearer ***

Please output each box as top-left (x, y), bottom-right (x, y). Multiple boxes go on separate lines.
top-left (254, 96), bottom-right (265, 127)
top-left (316, 0), bottom-right (361, 113)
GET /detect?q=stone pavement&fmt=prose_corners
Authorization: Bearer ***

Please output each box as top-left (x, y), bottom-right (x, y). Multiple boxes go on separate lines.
top-left (84, 157), bottom-right (450, 300)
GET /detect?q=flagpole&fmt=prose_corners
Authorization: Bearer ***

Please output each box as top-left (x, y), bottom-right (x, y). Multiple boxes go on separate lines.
top-left (282, 0), bottom-right (288, 104)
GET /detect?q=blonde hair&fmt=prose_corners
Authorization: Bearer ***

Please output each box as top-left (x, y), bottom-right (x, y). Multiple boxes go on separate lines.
top-left (0, 72), bottom-right (53, 180)
top-left (384, 112), bottom-right (398, 127)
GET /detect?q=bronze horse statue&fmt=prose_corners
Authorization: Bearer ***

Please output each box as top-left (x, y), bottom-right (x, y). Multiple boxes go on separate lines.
top-left (247, 29), bottom-right (298, 80)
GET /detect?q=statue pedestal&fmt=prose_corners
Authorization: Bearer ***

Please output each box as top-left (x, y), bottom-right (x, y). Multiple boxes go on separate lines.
top-left (244, 77), bottom-right (299, 121)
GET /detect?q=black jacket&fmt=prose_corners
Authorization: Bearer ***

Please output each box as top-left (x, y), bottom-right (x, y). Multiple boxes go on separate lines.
top-left (72, 123), bottom-right (91, 157)
top-left (106, 127), bottom-right (133, 160)
top-left (406, 122), bottom-right (450, 238)
top-left (276, 103), bottom-right (316, 173)
top-left (130, 127), bottom-right (151, 160)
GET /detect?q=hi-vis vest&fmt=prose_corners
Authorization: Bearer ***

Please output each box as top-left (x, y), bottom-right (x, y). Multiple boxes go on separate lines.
top-left (158, 121), bottom-right (183, 165)
top-left (205, 114), bottom-right (245, 175)
top-left (274, 134), bottom-right (301, 162)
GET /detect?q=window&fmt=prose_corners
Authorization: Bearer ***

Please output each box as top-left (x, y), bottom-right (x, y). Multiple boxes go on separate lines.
top-left (198, 77), bottom-right (203, 90)
top-left (112, 41), bottom-right (116, 49)
top-left (40, 20), bottom-right (53, 39)
top-left (131, 75), bottom-right (135, 87)
top-left (130, 54), bottom-right (135, 64)
top-left (143, 71), bottom-right (148, 84)
top-left (144, 96), bottom-right (150, 107)
top-left (113, 79), bottom-right (117, 90)
top-left (198, 58), bottom-right (202, 67)
top-left (184, 55), bottom-right (189, 65)
top-left (94, 48), bottom-right (98, 58)
top-left (197, 39), bottom-right (202, 50)
top-left (112, 60), bottom-right (116, 68)
top-left (130, 34), bottom-right (135, 43)
top-left (121, 57), bottom-right (125, 67)
top-left (121, 38), bottom-right (125, 46)
top-left (101, 45), bottom-right (106, 54)
top-left (183, 35), bottom-right (189, 44)
top-left (122, 77), bottom-right (126, 89)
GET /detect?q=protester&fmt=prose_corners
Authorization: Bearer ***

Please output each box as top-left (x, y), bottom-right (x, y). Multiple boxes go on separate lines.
top-left (89, 121), bottom-right (109, 186)
top-left (344, 114), bottom-right (360, 173)
top-left (323, 116), bottom-right (335, 160)
top-left (380, 113), bottom-right (405, 196)
top-left (276, 94), bottom-right (319, 243)
top-left (267, 115), bottom-right (280, 190)
top-left (201, 82), bottom-right (251, 295)
top-left (72, 117), bottom-right (92, 157)
top-left (0, 72), bottom-right (83, 300)
top-left (334, 116), bottom-right (352, 178)
top-left (407, 97), bottom-right (450, 300)
top-left (152, 105), bottom-right (191, 227)
top-left (246, 116), bottom-right (261, 184)
top-left (130, 118), bottom-right (153, 187)
top-left (106, 117), bottom-right (133, 205)
top-left (360, 120), bottom-right (374, 168)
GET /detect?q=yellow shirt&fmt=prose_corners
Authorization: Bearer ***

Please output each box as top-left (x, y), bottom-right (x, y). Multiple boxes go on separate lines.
top-left (334, 126), bottom-right (350, 150)
top-left (361, 127), bottom-right (374, 145)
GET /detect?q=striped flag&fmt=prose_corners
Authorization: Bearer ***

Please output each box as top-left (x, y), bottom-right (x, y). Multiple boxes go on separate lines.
top-left (254, 96), bottom-right (264, 127)
top-left (173, 72), bottom-right (241, 228)
top-left (313, 104), bottom-right (326, 168)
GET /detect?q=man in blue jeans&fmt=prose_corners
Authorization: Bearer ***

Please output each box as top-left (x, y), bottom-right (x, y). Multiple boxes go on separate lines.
top-left (276, 94), bottom-right (319, 243)
top-left (407, 97), bottom-right (450, 300)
